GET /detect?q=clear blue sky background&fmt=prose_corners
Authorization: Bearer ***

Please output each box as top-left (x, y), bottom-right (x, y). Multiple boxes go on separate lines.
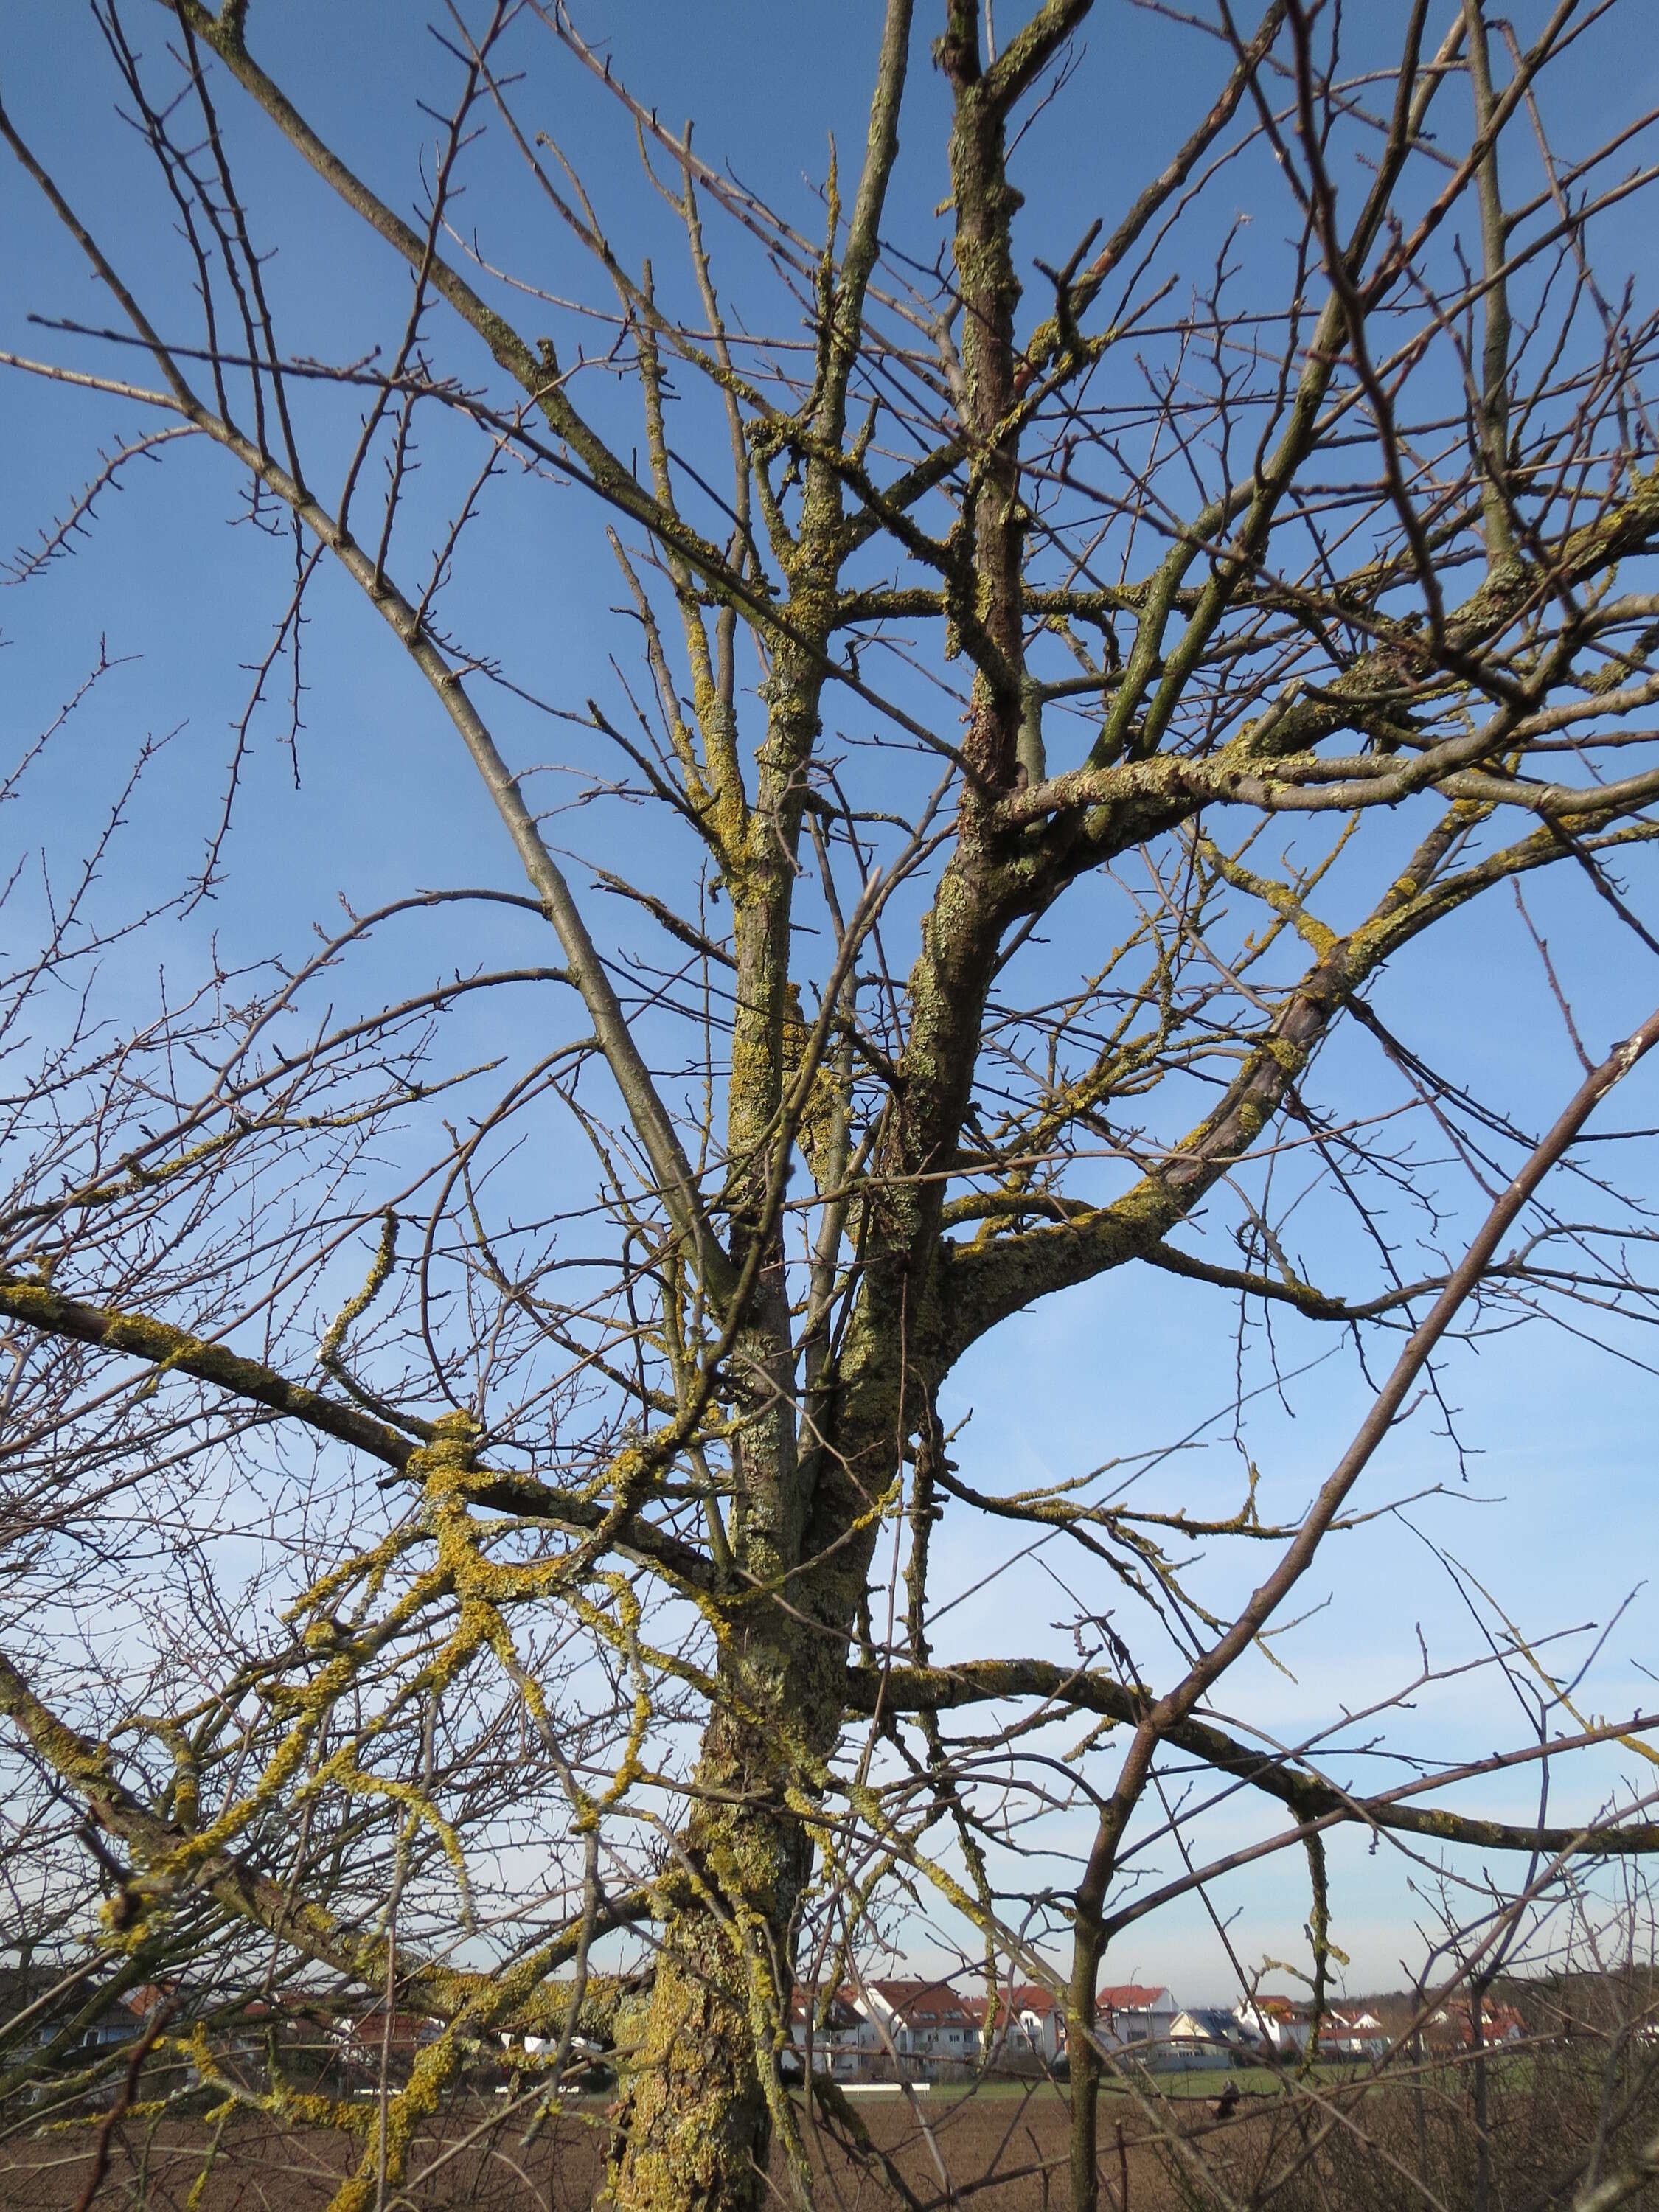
top-left (3, 4), bottom-right (1659, 2004)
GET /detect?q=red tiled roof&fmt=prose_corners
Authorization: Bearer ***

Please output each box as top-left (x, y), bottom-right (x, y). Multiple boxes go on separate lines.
top-left (1099, 1985), bottom-right (1170, 2011)
top-left (871, 1978), bottom-right (978, 2026)
top-left (1015, 1984), bottom-right (1066, 2019)
top-left (863, 1978), bottom-right (1169, 2029)
top-left (347, 2008), bottom-right (440, 2051)
top-left (947, 1986), bottom-right (1066, 2022)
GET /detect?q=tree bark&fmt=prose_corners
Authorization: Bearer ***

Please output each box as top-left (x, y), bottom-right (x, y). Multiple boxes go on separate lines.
top-left (608, 1697), bottom-right (813, 2212)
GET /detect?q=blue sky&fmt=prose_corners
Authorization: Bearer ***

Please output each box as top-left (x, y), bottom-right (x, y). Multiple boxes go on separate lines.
top-left (4, 3), bottom-right (1659, 2006)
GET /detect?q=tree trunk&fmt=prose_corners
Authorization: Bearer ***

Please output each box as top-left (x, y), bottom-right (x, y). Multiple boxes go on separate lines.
top-left (608, 1692), bottom-right (811, 2212)
top-left (607, 1358), bottom-right (914, 2212)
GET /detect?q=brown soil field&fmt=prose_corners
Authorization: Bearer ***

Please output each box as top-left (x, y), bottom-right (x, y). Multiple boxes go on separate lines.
top-left (7, 2069), bottom-right (1652, 2211)
top-left (0, 2084), bottom-right (1221, 2211)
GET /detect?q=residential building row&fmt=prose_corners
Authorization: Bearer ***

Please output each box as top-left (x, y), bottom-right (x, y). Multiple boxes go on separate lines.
top-left (7, 1958), bottom-right (1546, 2101)
top-left (787, 1980), bottom-right (1289, 2081)
top-left (1231, 1997), bottom-right (1389, 2060)
top-left (787, 1981), bottom-right (1470, 2081)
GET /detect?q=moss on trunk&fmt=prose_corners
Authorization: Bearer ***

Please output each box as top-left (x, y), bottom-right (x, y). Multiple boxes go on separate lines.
top-left (607, 1691), bottom-right (815, 2212)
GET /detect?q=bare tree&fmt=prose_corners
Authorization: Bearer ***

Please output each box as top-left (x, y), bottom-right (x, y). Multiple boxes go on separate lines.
top-left (4, 4), bottom-right (1659, 2208)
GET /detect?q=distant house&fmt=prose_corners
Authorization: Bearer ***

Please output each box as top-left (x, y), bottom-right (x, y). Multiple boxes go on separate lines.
top-left (1152, 2009), bottom-right (1248, 2072)
top-left (967, 1983), bottom-right (1068, 2067)
top-left (1231, 1997), bottom-right (1389, 2060)
top-left (859, 1980), bottom-right (981, 2076)
top-left (962, 1992), bottom-right (1011, 2064)
top-left (0, 1966), bottom-right (152, 2064)
top-left (788, 1988), bottom-right (878, 2079)
top-left (1234, 1995), bottom-right (1310, 2055)
top-left (1183, 2007), bottom-right (1264, 2053)
top-left (1429, 2001), bottom-right (1525, 2051)
top-left (501, 2027), bottom-right (608, 2071)
top-left (1221, 2008), bottom-right (1274, 2053)
top-left (336, 2003), bottom-right (442, 2080)
top-left (1325, 2010), bottom-right (1388, 2060)
top-left (1013, 1984), bottom-right (1068, 2062)
top-left (1099, 1985), bottom-right (1178, 2051)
